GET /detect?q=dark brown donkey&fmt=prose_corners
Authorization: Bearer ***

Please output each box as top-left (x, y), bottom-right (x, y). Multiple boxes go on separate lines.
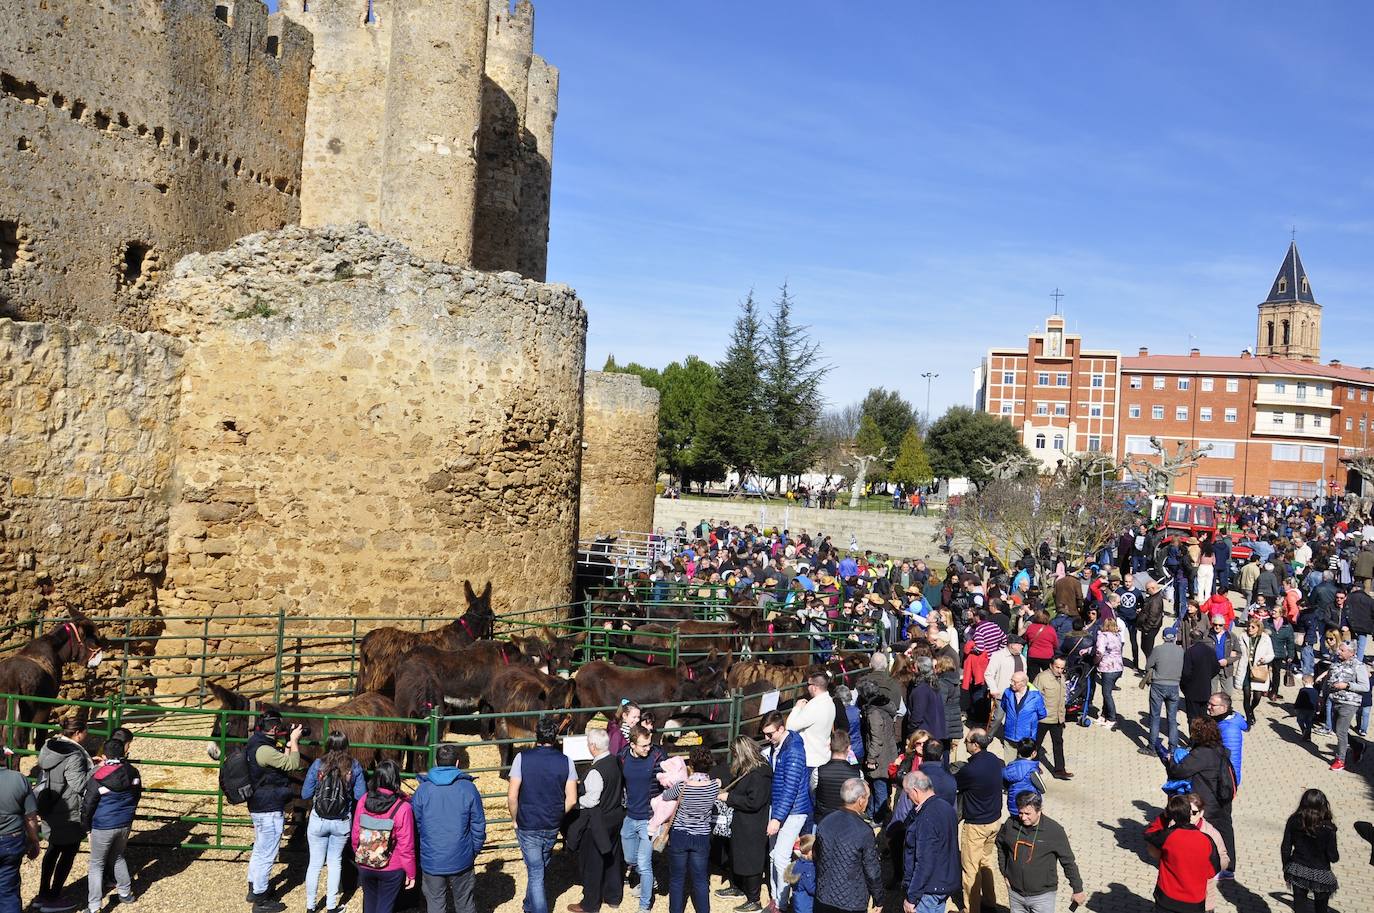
top-left (354, 581), bottom-right (494, 694)
top-left (205, 682), bottom-right (410, 769)
top-left (0, 611), bottom-right (106, 749)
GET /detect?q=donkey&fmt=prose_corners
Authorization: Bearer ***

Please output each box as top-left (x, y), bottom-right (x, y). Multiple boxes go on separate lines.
top-left (354, 581), bottom-right (494, 694)
top-left (205, 682), bottom-right (410, 769)
top-left (478, 665), bottom-right (578, 775)
top-left (0, 610), bottom-right (106, 750)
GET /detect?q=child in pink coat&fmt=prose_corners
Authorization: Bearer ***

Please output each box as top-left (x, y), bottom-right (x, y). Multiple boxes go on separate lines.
top-left (648, 754), bottom-right (688, 837)
top-left (351, 761), bottom-right (416, 913)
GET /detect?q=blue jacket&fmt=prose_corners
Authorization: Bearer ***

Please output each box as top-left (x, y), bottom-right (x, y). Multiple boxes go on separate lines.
top-left (1000, 687), bottom-right (1047, 743)
top-left (904, 796), bottom-right (961, 900)
top-left (301, 758), bottom-right (366, 806)
top-left (770, 731), bottom-right (812, 821)
top-left (790, 857), bottom-right (816, 913)
top-left (1216, 711), bottom-right (1248, 786)
top-left (845, 705), bottom-right (864, 761)
top-left (81, 760), bottom-right (141, 831)
top-left (411, 766), bottom-right (487, 875)
top-left (1002, 758), bottom-right (1042, 815)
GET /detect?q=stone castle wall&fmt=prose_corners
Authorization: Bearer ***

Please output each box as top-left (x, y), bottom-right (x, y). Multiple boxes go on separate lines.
top-left (150, 225), bottom-right (587, 625)
top-left (0, 0), bottom-right (311, 329)
top-left (579, 372), bottom-right (660, 538)
top-left (0, 320), bottom-right (183, 624)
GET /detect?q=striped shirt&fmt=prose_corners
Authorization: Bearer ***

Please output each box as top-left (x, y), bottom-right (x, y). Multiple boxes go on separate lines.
top-left (663, 774), bottom-right (721, 836)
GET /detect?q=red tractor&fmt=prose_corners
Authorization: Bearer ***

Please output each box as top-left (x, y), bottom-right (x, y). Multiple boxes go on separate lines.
top-left (1151, 495), bottom-right (1253, 564)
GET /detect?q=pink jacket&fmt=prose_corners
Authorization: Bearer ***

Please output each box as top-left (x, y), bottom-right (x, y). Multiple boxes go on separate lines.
top-left (351, 789), bottom-right (416, 881)
top-left (648, 755), bottom-right (688, 835)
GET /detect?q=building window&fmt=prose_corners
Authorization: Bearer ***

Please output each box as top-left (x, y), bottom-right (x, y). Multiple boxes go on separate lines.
top-left (1315, 384), bottom-right (1325, 396)
top-left (1200, 378), bottom-right (1214, 392)
top-left (1302, 445), bottom-right (1324, 463)
top-left (1347, 418), bottom-right (1354, 431)
top-left (1224, 407), bottom-right (1237, 423)
top-left (1272, 444), bottom-right (1301, 461)
top-left (1054, 403), bottom-right (1067, 416)
top-left (1297, 382), bottom-right (1307, 400)
top-left (1128, 404), bottom-right (1141, 419)
top-left (1176, 406), bottom-right (1188, 421)
top-left (1313, 415), bottom-right (1322, 428)
top-left (1199, 407), bottom-right (1212, 422)
top-left (1002, 371), bottom-right (1016, 385)
top-left (1001, 403), bottom-right (1013, 415)
top-left (1125, 435), bottom-right (1155, 454)
top-left (1035, 403), bottom-right (1049, 416)
top-left (1295, 414), bottom-right (1305, 430)
top-left (1363, 390), bottom-right (1369, 402)
top-left (1152, 406), bottom-right (1165, 420)
top-left (1087, 436), bottom-right (1101, 452)
top-left (1056, 373), bottom-right (1069, 386)
top-left (1348, 389), bottom-right (1356, 400)
top-left (1201, 440), bottom-right (1236, 459)
top-left (1091, 374), bottom-right (1105, 388)
top-left (1129, 376), bottom-right (1142, 389)
top-left (1037, 372), bottom-right (1050, 386)
top-left (1226, 378), bottom-right (1239, 393)
top-left (1275, 380), bottom-right (1287, 394)
top-left (1272, 411), bottom-right (1285, 425)
top-left (1052, 434), bottom-right (1065, 450)
top-left (1197, 477), bottom-right (1233, 494)
top-left (1153, 376), bottom-right (1165, 390)
top-left (1361, 419), bottom-right (1368, 434)
top-left (1034, 433), bottom-right (1046, 449)
top-left (1177, 378), bottom-right (1190, 391)
top-left (1278, 277), bottom-right (1288, 293)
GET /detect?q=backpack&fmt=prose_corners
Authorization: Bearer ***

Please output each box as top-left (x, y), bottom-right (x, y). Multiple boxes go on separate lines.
top-left (312, 767), bottom-right (353, 821)
top-left (1214, 750), bottom-right (1236, 805)
top-left (33, 767), bottom-right (60, 817)
top-left (355, 800), bottom-right (398, 869)
top-left (218, 748), bottom-right (256, 805)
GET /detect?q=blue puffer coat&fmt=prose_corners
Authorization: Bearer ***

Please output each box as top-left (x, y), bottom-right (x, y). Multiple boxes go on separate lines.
top-left (770, 731), bottom-right (813, 821)
top-left (411, 766), bottom-right (487, 876)
top-left (1002, 758), bottom-right (1042, 814)
top-left (1216, 711), bottom-right (1248, 786)
top-left (1000, 687), bottom-right (1047, 742)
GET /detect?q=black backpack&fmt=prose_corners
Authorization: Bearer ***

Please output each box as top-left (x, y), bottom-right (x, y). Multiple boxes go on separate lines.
top-left (219, 748), bottom-right (256, 805)
top-left (312, 767), bottom-right (353, 821)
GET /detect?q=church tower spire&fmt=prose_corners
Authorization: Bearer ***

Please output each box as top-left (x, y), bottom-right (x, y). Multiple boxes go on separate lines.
top-left (1255, 241), bottom-right (1321, 360)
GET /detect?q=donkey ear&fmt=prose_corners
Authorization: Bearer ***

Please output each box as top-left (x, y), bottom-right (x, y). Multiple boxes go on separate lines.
top-left (207, 682), bottom-right (239, 709)
top-left (464, 580), bottom-right (476, 602)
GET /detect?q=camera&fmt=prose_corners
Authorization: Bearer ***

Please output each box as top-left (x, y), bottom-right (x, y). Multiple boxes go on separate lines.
top-left (292, 724), bottom-right (312, 739)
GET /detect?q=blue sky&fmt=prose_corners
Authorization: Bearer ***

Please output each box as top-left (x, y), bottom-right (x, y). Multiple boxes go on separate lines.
top-left (270, 2), bottom-right (1374, 416)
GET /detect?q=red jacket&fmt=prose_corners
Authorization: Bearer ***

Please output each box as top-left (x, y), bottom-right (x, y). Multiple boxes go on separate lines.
top-left (1203, 595), bottom-right (1234, 627)
top-left (1144, 823), bottom-right (1219, 912)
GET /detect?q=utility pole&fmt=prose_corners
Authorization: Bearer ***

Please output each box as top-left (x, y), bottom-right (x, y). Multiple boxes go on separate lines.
top-left (921, 372), bottom-right (939, 426)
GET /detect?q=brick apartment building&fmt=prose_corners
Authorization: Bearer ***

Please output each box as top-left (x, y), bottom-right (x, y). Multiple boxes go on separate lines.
top-left (975, 242), bottom-right (1374, 497)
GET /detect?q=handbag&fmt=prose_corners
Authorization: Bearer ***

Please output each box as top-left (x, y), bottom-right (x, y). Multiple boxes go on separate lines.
top-left (712, 774), bottom-right (746, 839)
top-left (1249, 662), bottom-right (1270, 684)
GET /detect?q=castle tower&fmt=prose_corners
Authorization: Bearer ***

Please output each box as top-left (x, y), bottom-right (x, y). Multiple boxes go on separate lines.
top-left (1255, 241), bottom-right (1321, 361)
top-left (471, 1), bottom-right (533, 273)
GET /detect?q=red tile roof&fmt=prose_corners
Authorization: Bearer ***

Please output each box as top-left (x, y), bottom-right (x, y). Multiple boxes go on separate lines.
top-left (1123, 354), bottom-right (1374, 385)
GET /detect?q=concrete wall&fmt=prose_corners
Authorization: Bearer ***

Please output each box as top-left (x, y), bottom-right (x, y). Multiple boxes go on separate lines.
top-left (653, 498), bottom-right (946, 559)
top-left (0, 0), bottom-right (311, 328)
top-left (579, 372), bottom-right (659, 538)
top-left (0, 320), bottom-right (183, 623)
top-left (150, 225), bottom-right (587, 622)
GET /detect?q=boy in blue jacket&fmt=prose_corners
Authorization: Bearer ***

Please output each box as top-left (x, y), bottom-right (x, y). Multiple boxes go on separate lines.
top-left (80, 735), bottom-right (141, 912)
top-left (413, 743), bottom-right (487, 913)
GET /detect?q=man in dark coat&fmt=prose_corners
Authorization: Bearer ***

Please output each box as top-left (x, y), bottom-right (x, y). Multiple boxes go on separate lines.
top-left (1136, 581), bottom-right (1167, 665)
top-left (815, 778), bottom-right (884, 913)
top-left (1181, 639), bottom-right (1221, 722)
top-left (570, 729), bottom-right (624, 913)
top-left (1052, 572), bottom-right (1084, 621)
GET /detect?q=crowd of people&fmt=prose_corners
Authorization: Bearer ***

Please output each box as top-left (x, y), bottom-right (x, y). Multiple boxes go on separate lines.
top-left (0, 494), bottom-right (1366, 913)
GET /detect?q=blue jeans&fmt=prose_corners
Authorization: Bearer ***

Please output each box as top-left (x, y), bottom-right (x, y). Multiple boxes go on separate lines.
top-left (248, 810), bottom-right (285, 895)
top-left (306, 813), bottom-right (351, 910)
top-left (915, 893), bottom-right (950, 913)
top-left (868, 776), bottom-right (890, 819)
top-left (358, 867), bottom-right (405, 913)
top-left (621, 817), bottom-right (654, 911)
top-left (0, 833), bottom-right (25, 913)
top-left (1358, 633), bottom-right (1369, 665)
top-left (517, 827), bottom-right (559, 913)
top-left (1149, 683), bottom-right (1181, 750)
top-left (667, 830), bottom-right (710, 913)
top-left (1100, 671), bottom-right (1122, 722)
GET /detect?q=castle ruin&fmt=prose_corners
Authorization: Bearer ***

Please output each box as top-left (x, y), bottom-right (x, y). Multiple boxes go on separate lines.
top-left (579, 372), bottom-right (661, 540)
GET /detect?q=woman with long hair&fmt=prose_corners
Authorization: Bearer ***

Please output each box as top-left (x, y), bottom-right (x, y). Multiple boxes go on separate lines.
top-left (303, 732), bottom-right (366, 913)
top-left (1024, 609), bottom-right (1059, 679)
top-left (1092, 618), bottom-right (1125, 728)
top-left (1144, 794), bottom-right (1221, 912)
top-left (610, 701), bottom-right (642, 757)
top-left (664, 746), bottom-right (722, 913)
top-left (1281, 789), bottom-right (1339, 913)
top-left (35, 715), bottom-right (92, 912)
top-left (1196, 536), bottom-right (1216, 600)
top-left (351, 759), bottom-right (416, 913)
top-left (1241, 615), bottom-right (1275, 726)
top-left (715, 736), bottom-right (772, 912)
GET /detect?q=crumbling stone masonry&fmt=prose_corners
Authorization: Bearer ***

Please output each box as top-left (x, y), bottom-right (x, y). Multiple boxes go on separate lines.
top-left (579, 372), bottom-right (660, 539)
top-left (0, 321), bottom-right (184, 624)
top-left (151, 225), bottom-right (587, 624)
top-left (0, 0), bottom-right (311, 328)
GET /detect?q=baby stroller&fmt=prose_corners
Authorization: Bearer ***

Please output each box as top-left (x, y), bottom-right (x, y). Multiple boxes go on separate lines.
top-left (1062, 639), bottom-right (1096, 721)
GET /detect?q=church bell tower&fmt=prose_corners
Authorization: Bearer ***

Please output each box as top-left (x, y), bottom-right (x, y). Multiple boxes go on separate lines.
top-left (1255, 241), bottom-right (1321, 361)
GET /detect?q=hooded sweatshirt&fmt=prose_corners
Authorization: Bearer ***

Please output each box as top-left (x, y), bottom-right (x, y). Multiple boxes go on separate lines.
top-left (411, 766), bottom-right (486, 876)
top-left (351, 788), bottom-right (416, 880)
top-left (80, 758), bottom-right (141, 831)
top-left (37, 736), bottom-right (92, 844)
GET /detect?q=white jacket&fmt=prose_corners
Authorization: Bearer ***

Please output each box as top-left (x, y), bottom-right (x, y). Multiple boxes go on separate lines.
top-left (985, 647), bottom-right (1026, 698)
top-left (785, 695), bottom-right (836, 768)
top-left (1233, 632), bottom-right (1274, 690)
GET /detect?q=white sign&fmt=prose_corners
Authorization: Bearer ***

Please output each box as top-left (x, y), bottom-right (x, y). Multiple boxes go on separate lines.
top-left (562, 735), bottom-right (592, 762)
top-left (758, 690), bottom-right (780, 714)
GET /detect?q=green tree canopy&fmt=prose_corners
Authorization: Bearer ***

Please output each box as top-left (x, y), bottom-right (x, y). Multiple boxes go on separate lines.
top-left (604, 356), bottom-right (721, 487)
top-left (699, 293), bottom-right (766, 481)
top-left (860, 387), bottom-right (918, 458)
top-left (760, 283), bottom-right (827, 483)
top-left (926, 406), bottom-right (1030, 486)
top-left (890, 426), bottom-right (933, 488)
top-left (854, 413), bottom-right (886, 459)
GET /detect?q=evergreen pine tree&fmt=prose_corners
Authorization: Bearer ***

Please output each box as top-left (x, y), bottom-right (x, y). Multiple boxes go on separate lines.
top-left (760, 283), bottom-right (827, 485)
top-left (700, 293), bottom-right (766, 484)
top-left (890, 426), bottom-right (934, 488)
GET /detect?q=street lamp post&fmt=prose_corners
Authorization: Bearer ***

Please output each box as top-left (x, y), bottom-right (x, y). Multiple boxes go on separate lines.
top-left (921, 371), bottom-right (939, 425)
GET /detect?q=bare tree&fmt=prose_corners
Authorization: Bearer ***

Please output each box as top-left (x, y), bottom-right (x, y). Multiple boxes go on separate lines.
top-left (1123, 436), bottom-right (1213, 496)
